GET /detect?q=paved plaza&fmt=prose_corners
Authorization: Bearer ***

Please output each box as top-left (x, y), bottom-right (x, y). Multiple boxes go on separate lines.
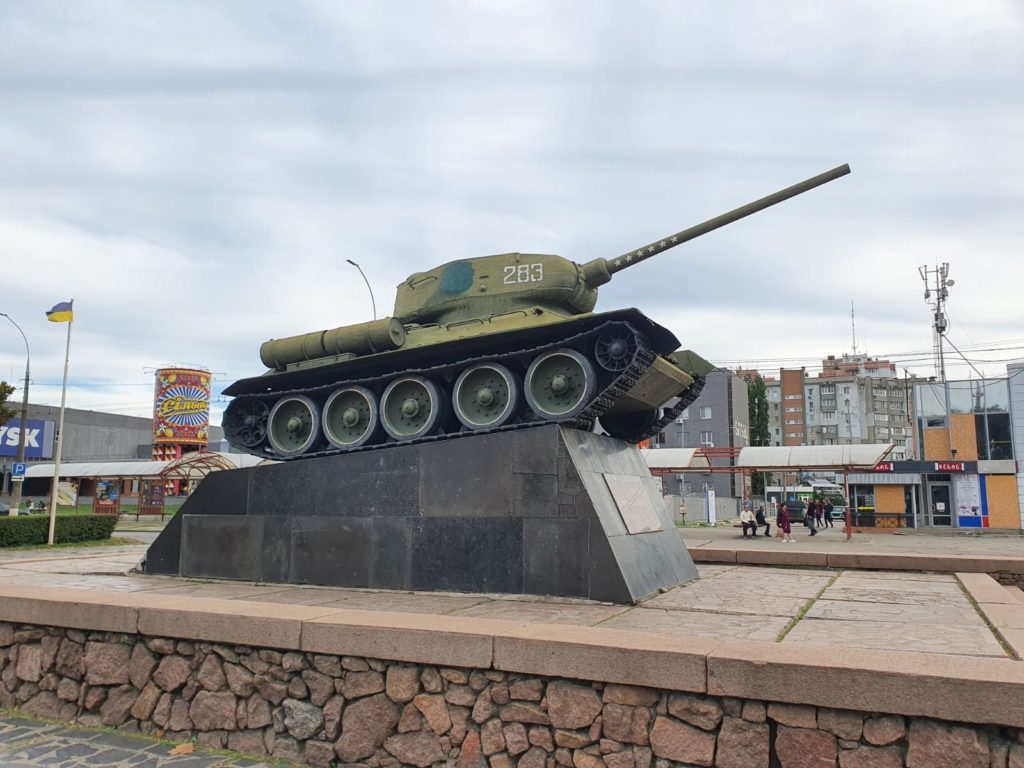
top-left (686, 522), bottom-right (1024, 557)
top-left (1, 533), bottom-right (1022, 765)
top-left (0, 536), bottom-right (1018, 659)
top-left (0, 716), bottom-right (282, 767)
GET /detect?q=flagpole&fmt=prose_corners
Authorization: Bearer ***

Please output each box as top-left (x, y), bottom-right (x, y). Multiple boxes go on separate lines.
top-left (47, 314), bottom-right (73, 546)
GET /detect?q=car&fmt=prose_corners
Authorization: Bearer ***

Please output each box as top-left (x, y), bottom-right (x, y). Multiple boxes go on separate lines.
top-left (778, 500), bottom-right (809, 522)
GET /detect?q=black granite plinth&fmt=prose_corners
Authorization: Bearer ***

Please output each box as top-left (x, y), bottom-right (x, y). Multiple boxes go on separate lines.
top-left (143, 425), bottom-right (698, 603)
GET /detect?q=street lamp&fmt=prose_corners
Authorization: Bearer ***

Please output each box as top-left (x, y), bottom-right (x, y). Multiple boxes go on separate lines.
top-left (346, 260), bottom-right (377, 320)
top-left (0, 313), bottom-right (30, 517)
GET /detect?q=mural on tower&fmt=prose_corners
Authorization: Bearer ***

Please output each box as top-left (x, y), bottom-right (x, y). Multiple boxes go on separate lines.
top-left (153, 368), bottom-right (211, 446)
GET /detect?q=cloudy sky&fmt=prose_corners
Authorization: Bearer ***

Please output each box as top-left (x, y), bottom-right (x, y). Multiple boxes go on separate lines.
top-left (1, 0), bottom-right (1022, 420)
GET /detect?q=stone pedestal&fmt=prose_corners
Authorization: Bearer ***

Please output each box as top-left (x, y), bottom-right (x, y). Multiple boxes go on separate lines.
top-left (143, 425), bottom-right (697, 603)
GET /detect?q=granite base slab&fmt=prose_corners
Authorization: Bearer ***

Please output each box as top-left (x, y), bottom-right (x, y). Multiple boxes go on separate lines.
top-left (143, 425), bottom-right (698, 603)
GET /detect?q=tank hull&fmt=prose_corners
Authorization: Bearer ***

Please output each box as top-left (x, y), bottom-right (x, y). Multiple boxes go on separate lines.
top-left (222, 309), bottom-right (705, 461)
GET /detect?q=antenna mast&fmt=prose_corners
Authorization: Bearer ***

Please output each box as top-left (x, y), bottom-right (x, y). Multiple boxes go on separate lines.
top-left (851, 300), bottom-right (858, 356)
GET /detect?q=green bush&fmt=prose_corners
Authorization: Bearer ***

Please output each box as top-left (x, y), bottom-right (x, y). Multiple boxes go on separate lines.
top-left (0, 514), bottom-right (118, 547)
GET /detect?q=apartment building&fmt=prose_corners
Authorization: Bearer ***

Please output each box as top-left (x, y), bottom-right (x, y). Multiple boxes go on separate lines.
top-left (763, 354), bottom-right (913, 460)
top-left (655, 369), bottom-right (750, 500)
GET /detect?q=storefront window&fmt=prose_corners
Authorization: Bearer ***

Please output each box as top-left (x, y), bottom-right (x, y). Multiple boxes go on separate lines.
top-left (848, 484), bottom-right (876, 525)
top-left (976, 412), bottom-right (1014, 460)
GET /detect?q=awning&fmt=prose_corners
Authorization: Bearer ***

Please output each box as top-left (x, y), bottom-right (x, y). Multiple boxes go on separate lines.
top-left (24, 452), bottom-right (268, 479)
top-left (736, 444), bottom-right (895, 470)
top-left (641, 448), bottom-right (711, 470)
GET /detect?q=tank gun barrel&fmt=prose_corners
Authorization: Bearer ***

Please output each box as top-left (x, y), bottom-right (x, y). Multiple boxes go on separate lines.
top-left (586, 164), bottom-right (849, 281)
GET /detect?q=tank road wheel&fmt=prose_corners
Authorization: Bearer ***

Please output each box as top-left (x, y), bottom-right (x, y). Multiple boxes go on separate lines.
top-left (524, 348), bottom-right (597, 420)
top-left (594, 328), bottom-right (637, 372)
top-left (267, 395), bottom-right (321, 458)
top-left (599, 410), bottom-right (659, 442)
top-left (381, 376), bottom-right (444, 441)
top-left (323, 385), bottom-right (379, 449)
top-left (452, 363), bottom-right (520, 431)
top-left (222, 397), bottom-right (269, 449)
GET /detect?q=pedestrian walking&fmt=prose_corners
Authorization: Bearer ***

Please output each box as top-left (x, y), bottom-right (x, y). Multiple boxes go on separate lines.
top-left (815, 499), bottom-right (825, 529)
top-left (805, 499), bottom-right (817, 536)
top-left (824, 498), bottom-right (835, 528)
top-left (778, 502), bottom-right (795, 543)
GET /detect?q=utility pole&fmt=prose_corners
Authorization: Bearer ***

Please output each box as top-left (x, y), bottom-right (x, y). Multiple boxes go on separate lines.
top-left (0, 313), bottom-right (30, 516)
top-left (919, 263), bottom-right (955, 455)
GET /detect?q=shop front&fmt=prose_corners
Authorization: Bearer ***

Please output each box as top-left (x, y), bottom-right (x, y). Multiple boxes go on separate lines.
top-left (848, 459), bottom-right (1019, 530)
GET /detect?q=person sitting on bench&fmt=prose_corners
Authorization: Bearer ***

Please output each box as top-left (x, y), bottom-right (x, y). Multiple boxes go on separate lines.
top-left (755, 505), bottom-right (771, 537)
top-left (739, 508), bottom-right (758, 538)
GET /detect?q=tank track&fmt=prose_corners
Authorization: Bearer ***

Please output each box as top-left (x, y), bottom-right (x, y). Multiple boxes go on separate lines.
top-left (225, 320), bottom-right (699, 461)
top-left (640, 371), bottom-right (706, 443)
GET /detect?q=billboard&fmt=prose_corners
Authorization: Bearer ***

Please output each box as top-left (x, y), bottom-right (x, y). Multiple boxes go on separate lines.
top-left (0, 418), bottom-right (56, 459)
top-left (153, 368), bottom-right (211, 446)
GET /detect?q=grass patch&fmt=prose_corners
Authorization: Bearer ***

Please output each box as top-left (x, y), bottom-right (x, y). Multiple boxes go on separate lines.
top-left (954, 575), bottom-right (1019, 660)
top-left (775, 570), bottom-right (842, 643)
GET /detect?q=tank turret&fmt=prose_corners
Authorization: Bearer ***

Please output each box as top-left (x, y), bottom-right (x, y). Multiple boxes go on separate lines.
top-left (223, 164), bottom-right (850, 459)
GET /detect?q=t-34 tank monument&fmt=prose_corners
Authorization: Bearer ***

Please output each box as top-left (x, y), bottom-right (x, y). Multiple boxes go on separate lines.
top-left (145, 163), bottom-right (850, 602)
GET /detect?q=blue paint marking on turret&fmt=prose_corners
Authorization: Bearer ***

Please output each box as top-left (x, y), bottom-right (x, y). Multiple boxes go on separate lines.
top-left (440, 261), bottom-right (475, 295)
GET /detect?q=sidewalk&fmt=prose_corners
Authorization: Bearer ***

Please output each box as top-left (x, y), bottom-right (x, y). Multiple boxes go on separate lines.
top-left (684, 523), bottom-right (1024, 557)
top-left (0, 541), bottom-right (1017, 658)
top-left (0, 716), bottom-right (284, 767)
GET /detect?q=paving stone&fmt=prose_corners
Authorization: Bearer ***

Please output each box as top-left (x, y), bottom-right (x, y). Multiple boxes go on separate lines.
top-left (782, 617), bottom-right (1006, 657)
top-left (601, 608), bottom-right (789, 642)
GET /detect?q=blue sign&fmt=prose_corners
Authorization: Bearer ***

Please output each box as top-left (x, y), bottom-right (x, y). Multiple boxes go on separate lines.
top-left (0, 418), bottom-right (56, 459)
top-left (11, 463), bottom-right (26, 477)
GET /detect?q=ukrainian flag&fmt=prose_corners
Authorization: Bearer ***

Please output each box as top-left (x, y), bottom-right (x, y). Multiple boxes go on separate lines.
top-left (46, 300), bottom-right (74, 323)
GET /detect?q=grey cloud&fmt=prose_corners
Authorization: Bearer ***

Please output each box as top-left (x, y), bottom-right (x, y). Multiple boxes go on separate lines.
top-left (0, 1), bottom-right (1021, 418)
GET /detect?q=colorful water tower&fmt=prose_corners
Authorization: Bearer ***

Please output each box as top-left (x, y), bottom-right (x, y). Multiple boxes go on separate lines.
top-left (152, 367), bottom-right (212, 491)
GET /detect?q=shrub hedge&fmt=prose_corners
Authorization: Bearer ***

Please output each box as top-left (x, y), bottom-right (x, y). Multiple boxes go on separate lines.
top-left (0, 514), bottom-right (118, 547)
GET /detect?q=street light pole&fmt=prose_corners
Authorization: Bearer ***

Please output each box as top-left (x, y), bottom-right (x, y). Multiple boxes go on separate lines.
top-left (346, 260), bottom-right (377, 320)
top-left (0, 313), bottom-right (30, 517)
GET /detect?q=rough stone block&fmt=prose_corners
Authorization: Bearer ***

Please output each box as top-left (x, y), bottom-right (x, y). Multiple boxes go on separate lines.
top-left (775, 726), bottom-right (837, 768)
top-left (818, 707), bottom-right (863, 741)
top-left (648, 716), bottom-right (714, 767)
top-left (666, 693), bottom-right (722, 731)
top-left (716, 716), bottom-right (769, 768)
top-left (838, 745), bottom-right (904, 768)
top-left (768, 702), bottom-right (817, 729)
top-left (906, 718), bottom-right (989, 768)
top-left (863, 715), bottom-right (905, 746)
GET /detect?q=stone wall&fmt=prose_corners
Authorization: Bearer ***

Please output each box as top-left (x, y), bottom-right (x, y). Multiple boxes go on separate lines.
top-left (992, 572), bottom-right (1024, 589)
top-left (1, 622), bottom-right (1022, 768)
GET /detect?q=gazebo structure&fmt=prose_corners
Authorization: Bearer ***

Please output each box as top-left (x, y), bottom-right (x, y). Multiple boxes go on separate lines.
top-left (643, 443), bottom-right (896, 535)
top-left (23, 451), bottom-right (269, 517)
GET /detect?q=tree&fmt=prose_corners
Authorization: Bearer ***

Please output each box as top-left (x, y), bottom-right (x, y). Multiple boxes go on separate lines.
top-left (0, 381), bottom-right (15, 428)
top-left (745, 374), bottom-right (771, 497)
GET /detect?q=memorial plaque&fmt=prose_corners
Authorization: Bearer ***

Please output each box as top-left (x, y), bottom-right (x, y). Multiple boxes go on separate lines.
top-left (603, 474), bottom-right (663, 534)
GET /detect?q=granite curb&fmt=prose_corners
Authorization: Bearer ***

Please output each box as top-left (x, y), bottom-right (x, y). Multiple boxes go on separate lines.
top-left (689, 545), bottom-right (1024, 575)
top-left (957, 572), bottom-right (1024, 659)
top-left (1, 584), bottom-right (1024, 728)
